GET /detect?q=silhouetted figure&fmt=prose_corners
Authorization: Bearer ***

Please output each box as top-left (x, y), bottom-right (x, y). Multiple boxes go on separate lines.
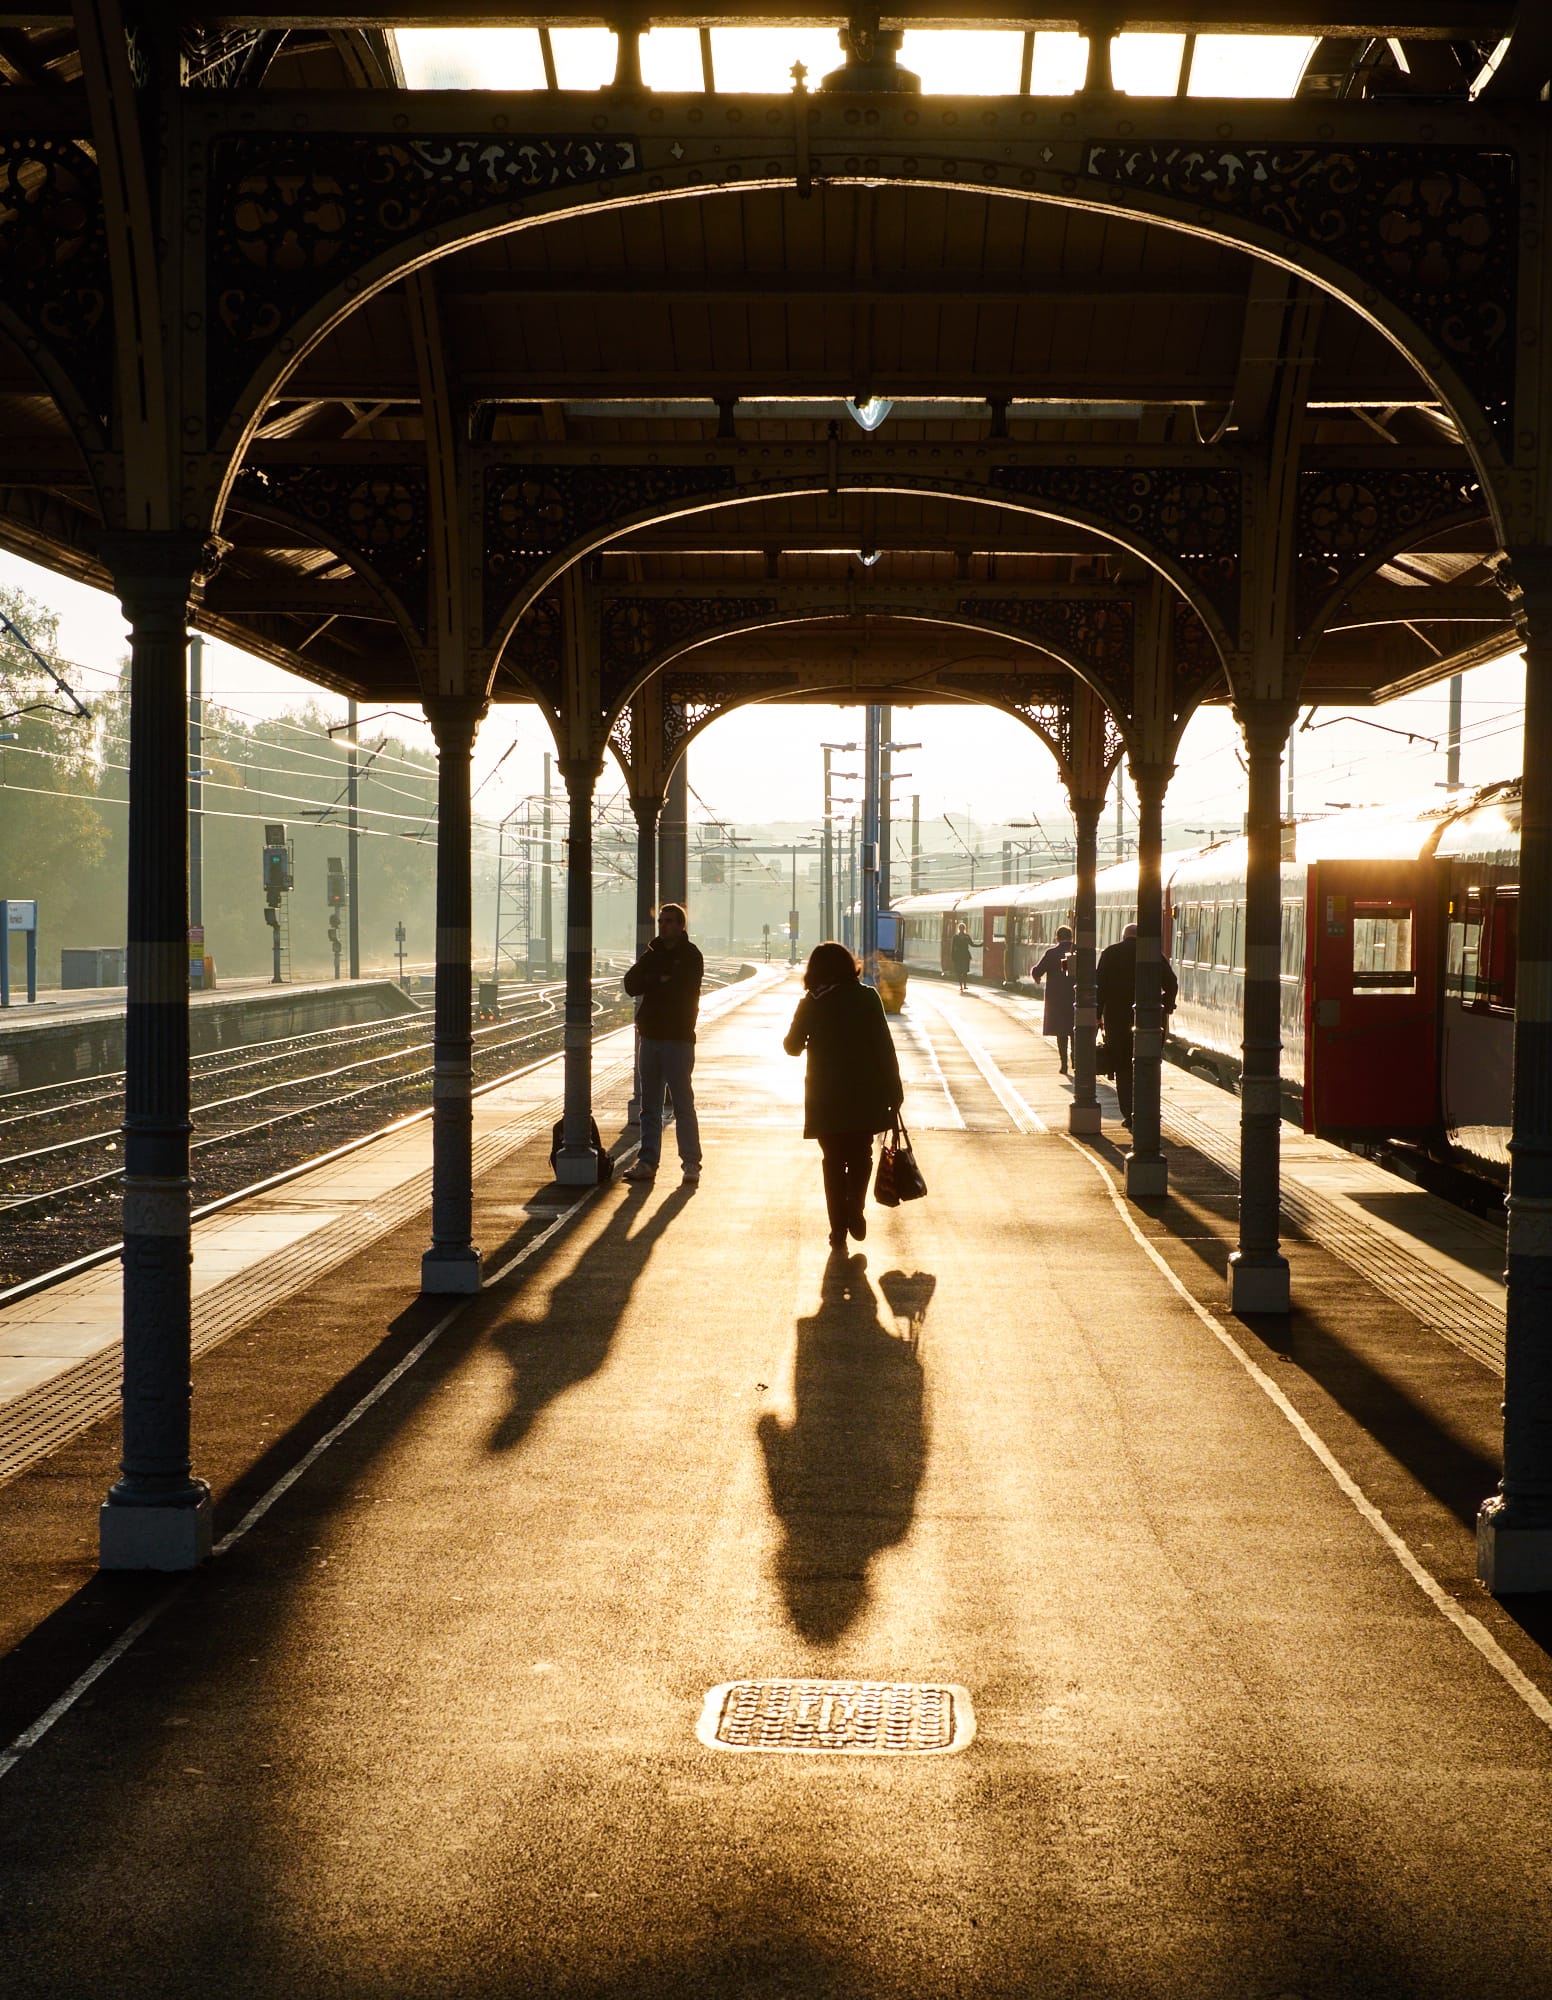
top-left (949, 922), bottom-right (972, 993)
top-left (1030, 924), bottom-right (1075, 1074)
top-left (783, 940), bottom-right (904, 1249)
top-left (622, 900), bottom-right (703, 1185)
top-left (1097, 920), bottom-right (1178, 1128)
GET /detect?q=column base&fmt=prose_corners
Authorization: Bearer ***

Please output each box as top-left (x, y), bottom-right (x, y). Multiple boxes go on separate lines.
top-left (555, 1146), bottom-right (600, 1187)
top-left (1476, 1497), bottom-right (1552, 1594)
top-left (1125, 1151), bottom-right (1168, 1199)
top-left (99, 1488), bottom-right (212, 1572)
top-left (1228, 1251), bottom-right (1290, 1315)
top-left (1068, 1103), bottom-right (1102, 1136)
top-left (421, 1245), bottom-right (483, 1294)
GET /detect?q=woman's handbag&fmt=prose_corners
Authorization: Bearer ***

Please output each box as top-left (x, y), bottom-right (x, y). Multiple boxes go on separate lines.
top-left (1094, 1035), bottom-right (1116, 1079)
top-left (875, 1119), bottom-right (927, 1207)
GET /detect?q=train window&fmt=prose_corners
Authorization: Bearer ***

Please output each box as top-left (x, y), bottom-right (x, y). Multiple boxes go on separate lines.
top-left (1281, 903), bottom-right (1305, 980)
top-left (1447, 891), bottom-right (1483, 1001)
top-left (1351, 899), bottom-right (1416, 991)
top-left (1480, 890), bottom-right (1518, 1013)
top-left (1233, 904), bottom-right (1246, 972)
top-left (992, 914), bottom-right (1006, 943)
top-left (1212, 904), bottom-right (1235, 968)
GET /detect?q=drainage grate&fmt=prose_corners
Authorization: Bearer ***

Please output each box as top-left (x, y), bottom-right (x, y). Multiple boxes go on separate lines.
top-left (698, 1678), bottom-right (974, 1755)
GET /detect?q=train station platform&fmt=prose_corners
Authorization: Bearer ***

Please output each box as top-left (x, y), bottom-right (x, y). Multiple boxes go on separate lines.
top-left (2, 973), bottom-right (1551, 1999)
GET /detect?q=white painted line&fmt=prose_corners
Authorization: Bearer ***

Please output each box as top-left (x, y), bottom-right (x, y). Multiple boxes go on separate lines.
top-left (0, 969), bottom-right (789, 1784)
top-left (917, 991), bottom-right (1048, 1135)
top-left (897, 1010), bottom-right (966, 1129)
top-left (1061, 1139), bottom-right (1552, 1738)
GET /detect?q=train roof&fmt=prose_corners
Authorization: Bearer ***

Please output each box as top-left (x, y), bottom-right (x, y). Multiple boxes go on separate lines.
top-left (1432, 780), bottom-right (1520, 861)
top-left (889, 888), bottom-right (967, 914)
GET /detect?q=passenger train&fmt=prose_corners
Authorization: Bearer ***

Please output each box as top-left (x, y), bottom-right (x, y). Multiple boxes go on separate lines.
top-left (892, 781), bottom-right (1522, 1179)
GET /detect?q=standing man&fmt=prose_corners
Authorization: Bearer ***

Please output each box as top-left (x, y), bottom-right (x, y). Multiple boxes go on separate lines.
top-left (950, 921), bottom-right (973, 993)
top-left (622, 902), bottom-right (704, 1185)
top-left (1097, 921), bottom-right (1178, 1128)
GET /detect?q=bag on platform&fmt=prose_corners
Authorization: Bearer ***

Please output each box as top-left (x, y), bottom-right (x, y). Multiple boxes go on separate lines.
top-left (549, 1116), bottom-right (615, 1185)
top-left (1094, 1035), bottom-right (1117, 1080)
top-left (875, 1119), bottom-right (927, 1208)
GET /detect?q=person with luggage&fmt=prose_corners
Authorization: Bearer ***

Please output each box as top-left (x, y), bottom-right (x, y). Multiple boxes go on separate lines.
top-left (1030, 925), bottom-right (1076, 1075)
top-left (783, 941), bottom-right (904, 1250)
top-left (621, 902), bottom-right (704, 1184)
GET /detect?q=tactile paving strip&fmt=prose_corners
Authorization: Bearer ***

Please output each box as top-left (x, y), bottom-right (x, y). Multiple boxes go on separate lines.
top-left (698, 1679), bottom-right (974, 1755)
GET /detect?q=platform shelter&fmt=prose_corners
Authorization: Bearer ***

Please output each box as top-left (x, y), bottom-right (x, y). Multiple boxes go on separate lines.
top-left (0, 8), bottom-right (1547, 1593)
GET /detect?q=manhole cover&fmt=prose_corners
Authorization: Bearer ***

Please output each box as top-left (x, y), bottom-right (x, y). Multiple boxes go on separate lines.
top-left (698, 1678), bottom-right (974, 1755)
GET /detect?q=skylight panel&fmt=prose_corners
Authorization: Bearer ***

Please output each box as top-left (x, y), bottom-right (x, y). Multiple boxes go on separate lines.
top-left (641, 27), bottom-right (703, 90)
top-left (709, 27), bottom-right (849, 92)
top-left (899, 31), bottom-right (1023, 96)
top-left (549, 28), bottom-right (618, 90)
top-left (1029, 31), bottom-right (1088, 95)
top-left (395, 28), bottom-right (545, 90)
top-left (1187, 34), bottom-right (1317, 97)
top-left (1112, 34), bottom-right (1186, 96)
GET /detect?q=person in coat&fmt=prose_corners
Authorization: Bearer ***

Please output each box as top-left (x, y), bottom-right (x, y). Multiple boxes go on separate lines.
top-left (621, 901), bottom-right (704, 1183)
top-left (1030, 925), bottom-right (1076, 1074)
top-left (783, 940), bottom-right (905, 1250)
top-left (949, 922), bottom-right (973, 993)
top-left (1097, 921), bottom-right (1179, 1127)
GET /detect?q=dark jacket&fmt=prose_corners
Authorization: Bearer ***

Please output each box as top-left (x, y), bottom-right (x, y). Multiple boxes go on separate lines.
top-left (950, 930), bottom-right (972, 976)
top-left (1030, 943), bottom-right (1075, 1038)
top-left (783, 980), bottom-right (904, 1139)
top-left (623, 936), bottom-right (704, 1040)
top-left (1097, 935), bottom-right (1178, 1038)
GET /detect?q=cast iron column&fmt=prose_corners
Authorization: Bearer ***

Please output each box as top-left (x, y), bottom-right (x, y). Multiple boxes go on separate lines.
top-left (628, 792), bottom-right (661, 1125)
top-left (1068, 796), bottom-right (1103, 1137)
top-left (557, 758), bottom-right (601, 1184)
top-left (99, 534), bottom-right (216, 1571)
top-left (1479, 556), bottom-right (1552, 1590)
top-left (421, 697), bottom-right (484, 1294)
top-left (1125, 763), bottom-right (1173, 1198)
top-left (659, 756), bottom-right (688, 906)
top-left (1229, 700), bottom-right (1297, 1313)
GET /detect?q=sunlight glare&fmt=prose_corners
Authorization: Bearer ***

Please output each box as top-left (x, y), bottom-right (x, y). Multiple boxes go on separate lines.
top-left (1112, 34), bottom-right (1186, 96)
top-left (710, 27), bottom-right (849, 92)
top-left (1030, 31), bottom-right (1088, 95)
top-left (550, 28), bottom-right (619, 90)
top-left (641, 27), bottom-right (704, 92)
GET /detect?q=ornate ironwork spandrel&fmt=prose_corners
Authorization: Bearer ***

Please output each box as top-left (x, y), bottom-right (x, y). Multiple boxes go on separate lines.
top-left (207, 131), bottom-right (643, 436)
top-left (937, 669), bottom-right (1077, 769)
top-left (0, 138), bottom-right (113, 435)
top-left (1170, 597), bottom-right (1227, 710)
top-left (232, 462), bottom-right (430, 632)
top-left (1295, 465), bottom-right (1483, 636)
top-left (1084, 143), bottom-right (1518, 444)
top-left (960, 595), bottom-right (1136, 712)
top-left (483, 463), bottom-right (737, 639)
top-left (601, 593), bottom-right (779, 710)
top-left (498, 590), bottom-right (565, 703)
top-left (661, 671), bottom-right (800, 764)
top-left (987, 464), bottom-right (1241, 632)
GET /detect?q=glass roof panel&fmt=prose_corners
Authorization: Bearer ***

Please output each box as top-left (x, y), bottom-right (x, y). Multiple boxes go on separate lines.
top-left (1188, 34), bottom-right (1317, 96)
top-left (395, 27), bottom-right (545, 89)
top-left (710, 27), bottom-right (847, 91)
top-left (642, 27), bottom-right (704, 90)
top-left (1112, 34), bottom-right (1187, 96)
top-left (900, 30), bottom-right (1023, 94)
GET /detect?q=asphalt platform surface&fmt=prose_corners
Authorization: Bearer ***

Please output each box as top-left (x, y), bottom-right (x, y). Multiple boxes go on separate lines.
top-left (2, 973), bottom-right (1551, 1999)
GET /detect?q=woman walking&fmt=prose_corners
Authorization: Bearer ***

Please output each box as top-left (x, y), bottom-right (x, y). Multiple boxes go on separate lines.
top-left (1030, 924), bottom-right (1076, 1075)
top-left (784, 942), bottom-right (905, 1250)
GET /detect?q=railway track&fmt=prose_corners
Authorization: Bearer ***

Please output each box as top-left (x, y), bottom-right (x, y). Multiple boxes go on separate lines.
top-left (0, 964), bottom-right (705, 1292)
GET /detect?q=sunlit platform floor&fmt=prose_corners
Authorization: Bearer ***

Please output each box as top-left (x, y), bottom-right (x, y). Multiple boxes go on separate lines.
top-left (2, 973), bottom-right (1550, 2000)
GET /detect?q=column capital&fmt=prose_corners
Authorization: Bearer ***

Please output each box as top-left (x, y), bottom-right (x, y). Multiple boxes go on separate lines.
top-left (1067, 793), bottom-right (1107, 823)
top-left (99, 532), bottom-right (228, 611)
top-left (559, 751), bottom-right (604, 790)
top-left (1130, 761), bottom-right (1175, 805)
top-left (1502, 547), bottom-right (1552, 640)
top-left (1233, 698), bottom-right (1300, 755)
top-left (632, 792), bottom-right (665, 824)
top-left (423, 694), bottom-right (487, 754)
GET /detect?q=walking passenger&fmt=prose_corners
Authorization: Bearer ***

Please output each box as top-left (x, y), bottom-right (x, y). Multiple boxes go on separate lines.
top-left (622, 902), bottom-right (704, 1185)
top-left (783, 942), bottom-right (905, 1251)
top-left (1097, 921), bottom-right (1178, 1128)
top-left (950, 922), bottom-right (973, 993)
top-left (1030, 925), bottom-right (1076, 1075)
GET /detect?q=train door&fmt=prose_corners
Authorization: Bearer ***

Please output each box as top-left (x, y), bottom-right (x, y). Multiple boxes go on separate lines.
top-left (1307, 860), bottom-right (1439, 1138)
top-left (984, 906), bottom-right (1007, 984)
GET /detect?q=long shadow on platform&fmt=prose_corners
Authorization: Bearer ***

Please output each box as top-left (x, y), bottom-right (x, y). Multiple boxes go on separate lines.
top-left (486, 1179), bottom-right (696, 1456)
top-left (757, 1253), bottom-right (930, 1644)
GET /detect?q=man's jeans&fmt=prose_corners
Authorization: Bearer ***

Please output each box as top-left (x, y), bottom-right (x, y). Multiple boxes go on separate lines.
top-left (638, 1036), bottom-right (700, 1170)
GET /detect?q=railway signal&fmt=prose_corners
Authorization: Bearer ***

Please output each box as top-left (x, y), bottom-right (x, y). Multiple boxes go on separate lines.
top-left (261, 823), bottom-right (292, 986)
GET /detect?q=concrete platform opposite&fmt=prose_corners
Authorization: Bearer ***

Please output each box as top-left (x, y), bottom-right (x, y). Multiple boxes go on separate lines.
top-left (1, 972), bottom-right (1550, 2000)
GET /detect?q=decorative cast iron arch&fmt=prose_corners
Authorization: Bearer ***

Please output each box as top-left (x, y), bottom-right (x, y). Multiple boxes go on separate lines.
top-left (192, 109), bottom-right (1524, 517)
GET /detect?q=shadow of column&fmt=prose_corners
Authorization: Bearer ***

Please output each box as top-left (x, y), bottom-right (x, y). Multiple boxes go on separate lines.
top-left (757, 1255), bottom-right (932, 1643)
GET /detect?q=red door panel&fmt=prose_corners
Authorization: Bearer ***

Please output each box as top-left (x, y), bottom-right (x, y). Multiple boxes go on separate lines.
top-left (1308, 859), bottom-right (1439, 1138)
